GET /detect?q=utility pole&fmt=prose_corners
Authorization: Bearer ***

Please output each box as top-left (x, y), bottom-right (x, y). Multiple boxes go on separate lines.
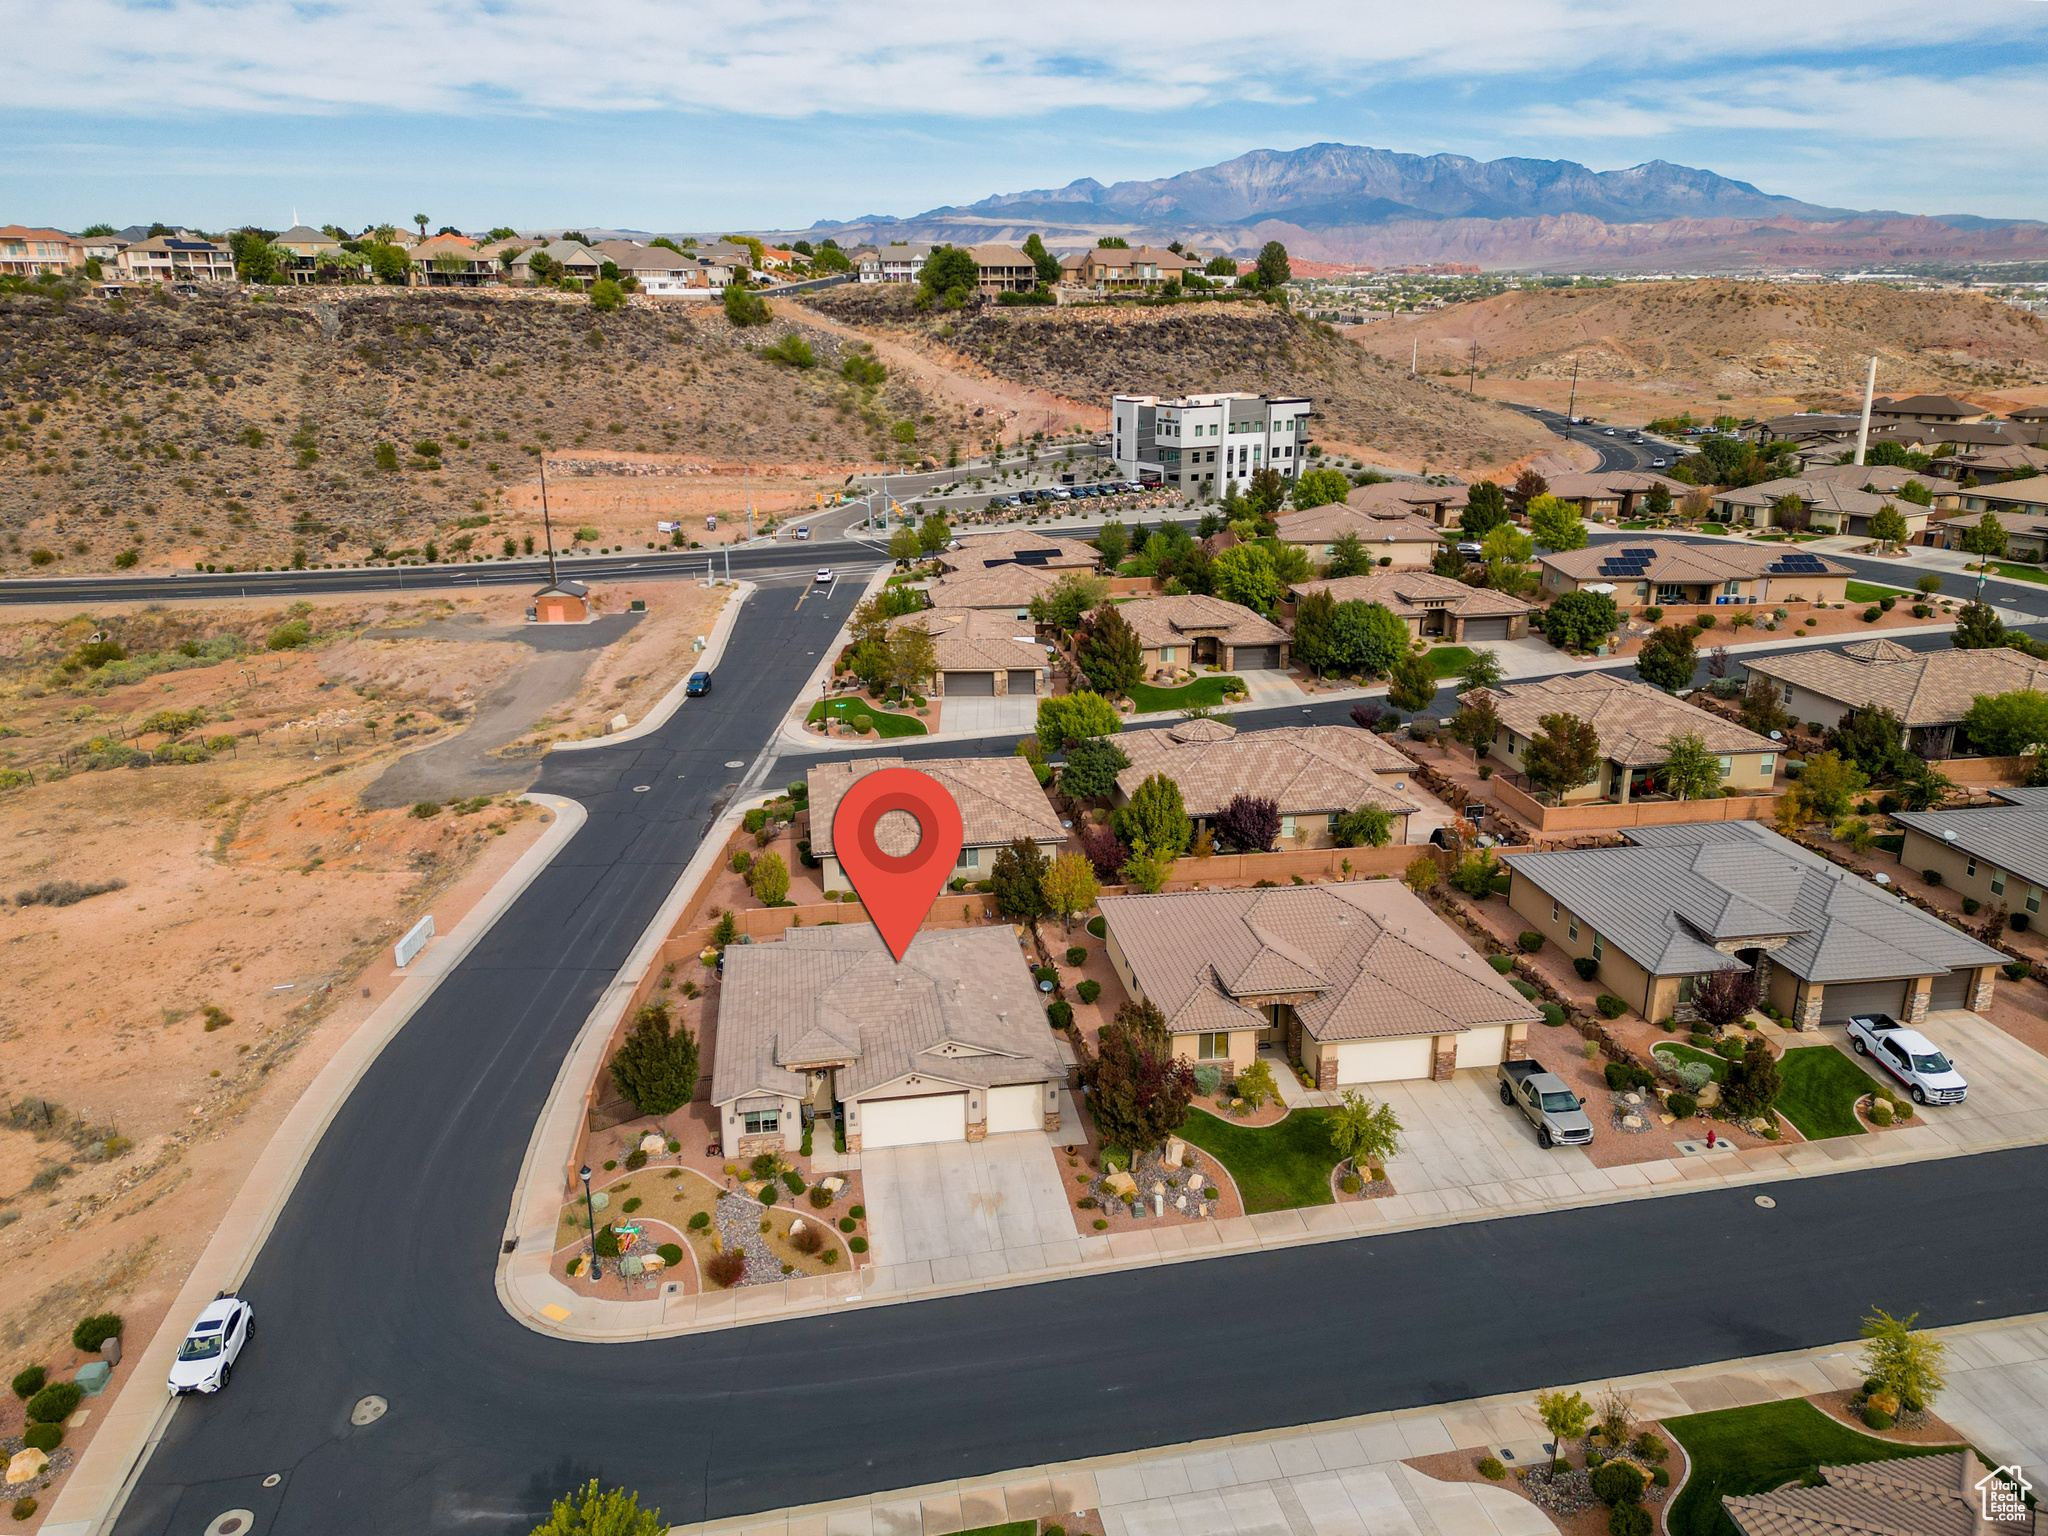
top-left (538, 454), bottom-right (559, 586)
top-left (1468, 340), bottom-right (1482, 393)
top-left (1563, 359), bottom-right (1581, 448)
top-left (1853, 355), bottom-right (1877, 467)
top-left (1410, 338), bottom-right (1417, 377)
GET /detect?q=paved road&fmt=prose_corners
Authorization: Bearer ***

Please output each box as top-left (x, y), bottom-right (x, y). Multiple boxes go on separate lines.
top-left (1500, 402), bottom-right (1667, 473)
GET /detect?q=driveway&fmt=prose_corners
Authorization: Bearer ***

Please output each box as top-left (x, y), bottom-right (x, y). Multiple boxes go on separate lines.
top-left (1373, 1074), bottom-right (1604, 1200)
top-left (938, 693), bottom-right (1039, 735)
top-left (1829, 1008), bottom-right (2048, 1148)
top-left (860, 1121), bottom-right (1082, 1294)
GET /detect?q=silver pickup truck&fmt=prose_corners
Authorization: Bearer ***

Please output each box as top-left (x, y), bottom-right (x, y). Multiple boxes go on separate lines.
top-left (1498, 1060), bottom-right (1595, 1148)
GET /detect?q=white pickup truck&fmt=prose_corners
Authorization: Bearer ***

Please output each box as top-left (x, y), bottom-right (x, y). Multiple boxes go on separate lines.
top-left (1846, 1013), bottom-right (1968, 1105)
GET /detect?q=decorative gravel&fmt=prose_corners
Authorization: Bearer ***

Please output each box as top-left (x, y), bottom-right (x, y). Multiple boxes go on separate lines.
top-left (1087, 1144), bottom-right (1221, 1221)
top-left (713, 1191), bottom-right (788, 1286)
top-left (0, 1432), bottom-right (74, 1493)
top-left (1609, 1090), bottom-right (1659, 1134)
top-left (1521, 1464), bottom-right (1597, 1517)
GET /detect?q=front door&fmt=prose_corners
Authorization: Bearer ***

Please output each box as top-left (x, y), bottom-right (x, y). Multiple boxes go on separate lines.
top-left (1259, 1003), bottom-right (1281, 1048)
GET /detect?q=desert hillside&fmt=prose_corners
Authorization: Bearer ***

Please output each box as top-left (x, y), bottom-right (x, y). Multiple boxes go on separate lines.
top-left (0, 287), bottom-right (990, 575)
top-left (802, 286), bottom-right (1556, 473)
top-left (1352, 279), bottom-right (2048, 403)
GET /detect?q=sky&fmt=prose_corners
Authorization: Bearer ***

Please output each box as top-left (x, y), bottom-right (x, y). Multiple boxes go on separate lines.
top-left (4, 0), bottom-right (2046, 234)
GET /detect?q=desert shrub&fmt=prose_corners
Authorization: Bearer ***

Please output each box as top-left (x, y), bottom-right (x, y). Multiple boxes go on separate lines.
top-left (657, 1243), bottom-right (684, 1266)
top-left (688, 1210), bottom-right (709, 1230)
top-left (1512, 979), bottom-right (1538, 999)
top-left (757, 1182), bottom-right (778, 1206)
top-left (26, 1381), bottom-right (83, 1423)
top-left (1077, 979), bottom-right (1102, 1003)
top-left (2005, 960), bottom-right (2032, 981)
top-left (1487, 954), bottom-right (1515, 974)
top-left (1573, 956), bottom-right (1599, 981)
top-left (267, 620), bottom-right (312, 651)
top-left (21, 1423), bottom-right (61, 1452)
top-left (624, 1148), bottom-right (647, 1171)
top-left (1477, 1457), bottom-right (1507, 1480)
top-left (11, 1365), bottom-right (46, 1400)
top-left (14, 878), bottom-right (127, 908)
top-left (1608, 1506), bottom-right (1652, 1536)
top-left (1193, 1065), bottom-right (1223, 1095)
top-left (1870, 1100), bottom-right (1894, 1126)
top-left (850, 1203), bottom-right (864, 1218)
top-left (1631, 1431), bottom-right (1667, 1463)
top-left (822, 1249), bottom-right (838, 1264)
top-left (1518, 931), bottom-right (1543, 953)
top-left (73, 1312), bottom-right (123, 1352)
top-left (1666, 1092), bottom-right (1698, 1118)
top-left (1651, 1467), bottom-right (1670, 1488)
top-left (621, 1197), bottom-right (642, 1214)
top-left (789, 1221), bottom-right (824, 1255)
top-left (592, 1225), bottom-right (621, 1257)
top-left (849, 1235), bottom-right (868, 1253)
top-left (730, 849), bottom-right (751, 874)
top-left (410, 801), bottom-right (441, 819)
top-left (1540, 1003), bottom-right (1566, 1027)
top-left (1596, 994), bottom-right (1627, 1018)
top-left (839, 1216), bottom-right (856, 1232)
top-left (782, 1169), bottom-right (804, 1195)
top-left (705, 1249), bottom-right (747, 1288)
top-left (12, 1497), bottom-right (39, 1520)
top-left (1591, 1460), bottom-right (1645, 1506)
top-left (809, 1185), bottom-right (832, 1208)
top-left (1066, 945), bottom-right (1088, 965)
top-left (1863, 1405), bottom-right (1895, 1429)
top-left (1923, 869), bottom-right (1943, 886)
top-left (1340, 1174), bottom-right (1362, 1194)
top-left (1047, 999), bottom-right (1074, 1029)
top-left (1716, 1035), bottom-right (1747, 1060)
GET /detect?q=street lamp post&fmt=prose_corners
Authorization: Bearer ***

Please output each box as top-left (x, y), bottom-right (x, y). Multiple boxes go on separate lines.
top-left (579, 1163), bottom-right (599, 1280)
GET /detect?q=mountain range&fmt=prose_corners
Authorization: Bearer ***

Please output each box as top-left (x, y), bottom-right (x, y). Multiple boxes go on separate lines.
top-left (804, 143), bottom-right (2048, 272)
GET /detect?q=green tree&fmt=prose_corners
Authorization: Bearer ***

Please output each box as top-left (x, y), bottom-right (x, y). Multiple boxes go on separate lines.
top-left (1119, 839), bottom-right (1172, 893)
top-left (1087, 1012), bottom-right (1195, 1153)
top-left (1953, 601), bottom-right (2007, 649)
top-left (1040, 851), bottom-right (1100, 932)
top-left (918, 513), bottom-right (951, 556)
top-left (1859, 1307), bottom-right (1948, 1410)
top-left (1386, 650), bottom-right (1436, 714)
top-left (1645, 482), bottom-right (1673, 519)
top-left (1059, 736), bottom-right (1132, 800)
top-left (1868, 503), bottom-right (1908, 551)
top-left (1022, 232), bottom-right (1061, 286)
top-left (1459, 648), bottom-right (1504, 694)
top-left (1797, 750), bottom-right (1868, 821)
top-left (1246, 467), bottom-right (1287, 518)
top-left (1827, 705), bottom-right (1909, 783)
top-left (1661, 731), bottom-right (1722, 800)
top-left (1331, 600), bottom-right (1412, 676)
top-left (920, 245), bottom-right (981, 305)
top-left (1449, 694), bottom-right (1502, 764)
top-left (1535, 1389), bottom-right (1595, 1445)
top-left (1524, 712), bottom-right (1602, 799)
top-left (589, 277), bottom-right (623, 312)
top-left (607, 1002), bottom-right (700, 1116)
top-left (1327, 1090), bottom-right (1402, 1168)
top-left (1094, 519), bottom-right (1129, 569)
top-left (747, 850), bottom-right (790, 905)
top-left (1096, 235), bottom-right (1130, 248)
top-left (1036, 691), bottom-right (1121, 753)
top-left (1722, 1035), bottom-right (1782, 1119)
top-left (1028, 572), bottom-right (1114, 632)
top-left (1205, 254), bottom-right (1237, 277)
top-left (887, 525), bottom-right (922, 564)
top-left (1115, 773), bottom-right (1191, 859)
top-left (1541, 590), bottom-right (1619, 651)
top-left (1292, 466), bottom-right (1351, 509)
top-left (1459, 481), bottom-right (1511, 538)
top-left (1211, 542), bottom-right (1281, 611)
top-left (1325, 530), bottom-right (1373, 578)
top-left (1634, 625), bottom-right (1697, 692)
top-left (1960, 512), bottom-right (2007, 564)
top-left (1896, 478), bottom-right (1934, 506)
top-left (1265, 538), bottom-right (1313, 585)
top-left (1078, 605), bottom-right (1145, 696)
top-left (1526, 493), bottom-right (1586, 552)
top-left (1292, 588), bottom-right (1338, 675)
top-left (530, 1479), bottom-right (664, 1536)
top-left (1739, 675), bottom-right (1794, 738)
top-left (412, 213), bottom-right (428, 241)
top-left (1963, 690), bottom-right (2048, 756)
top-left (366, 243), bottom-right (409, 285)
top-left (990, 837), bottom-right (1050, 918)
top-left (1332, 804), bottom-right (1394, 848)
top-left (723, 280), bottom-right (770, 327)
top-left (1481, 522), bottom-right (1535, 593)
top-left (1254, 240), bottom-right (1292, 290)
top-left (886, 620), bottom-right (938, 696)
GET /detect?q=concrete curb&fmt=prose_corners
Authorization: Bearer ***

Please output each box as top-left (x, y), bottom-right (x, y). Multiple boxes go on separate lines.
top-left (552, 579), bottom-right (755, 754)
top-left (39, 792), bottom-right (592, 1536)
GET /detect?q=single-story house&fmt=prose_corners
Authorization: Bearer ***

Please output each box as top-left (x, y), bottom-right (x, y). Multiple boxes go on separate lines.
top-left (1942, 477), bottom-right (2048, 529)
top-left (939, 530), bottom-right (1096, 576)
top-left (1726, 1450), bottom-right (2033, 1536)
top-left (1340, 480), bottom-right (1471, 528)
top-left (1099, 882), bottom-right (1543, 1088)
top-left (1895, 786), bottom-right (2048, 924)
top-left (1932, 443), bottom-right (2048, 484)
top-left (1111, 719), bottom-right (1424, 847)
top-left (508, 239), bottom-right (603, 285)
top-left (712, 925), bottom-right (1066, 1156)
top-left (1743, 639), bottom-right (2048, 757)
top-left (807, 755), bottom-right (1064, 896)
top-left (896, 607), bottom-right (1048, 699)
top-left (1516, 471), bottom-right (1691, 522)
top-left (1273, 504), bottom-right (1443, 569)
top-left (1469, 673), bottom-right (1781, 804)
top-left (924, 561), bottom-right (1066, 616)
top-left (1711, 476), bottom-right (1936, 540)
top-left (1537, 539), bottom-right (1851, 608)
top-left (1930, 506), bottom-right (2048, 557)
top-left (1116, 593), bottom-right (1290, 673)
top-left (1503, 821), bottom-right (2004, 1027)
top-left (1287, 569), bottom-right (1534, 643)
top-left (1871, 420), bottom-right (2044, 453)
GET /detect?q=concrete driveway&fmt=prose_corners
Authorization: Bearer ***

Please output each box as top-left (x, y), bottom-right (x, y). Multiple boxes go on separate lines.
top-left (1828, 1008), bottom-right (2048, 1147)
top-left (1372, 1074), bottom-right (1604, 1202)
top-left (938, 694), bottom-right (1039, 735)
top-left (861, 1122), bottom-right (1082, 1294)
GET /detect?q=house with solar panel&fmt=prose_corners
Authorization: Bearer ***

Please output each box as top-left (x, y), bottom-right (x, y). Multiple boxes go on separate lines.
top-left (1538, 539), bottom-right (1850, 611)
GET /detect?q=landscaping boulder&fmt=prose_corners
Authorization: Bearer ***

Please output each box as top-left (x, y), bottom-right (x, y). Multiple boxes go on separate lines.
top-left (1104, 1170), bottom-right (1139, 1202)
top-left (5, 1449), bottom-right (47, 1486)
top-left (638, 1133), bottom-right (667, 1154)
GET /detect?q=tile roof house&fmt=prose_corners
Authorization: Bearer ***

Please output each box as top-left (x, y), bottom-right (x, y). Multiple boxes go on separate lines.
top-left (712, 925), bottom-right (1066, 1156)
top-left (1112, 720), bottom-right (1424, 848)
top-left (858, 243), bottom-right (932, 283)
top-left (1894, 786), bottom-right (2048, 925)
top-left (1287, 569), bottom-right (1534, 643)
top-left (1517, 470), bottom-right (1691, 522)
top-left (924, 561), bottom-right (1067, 616)
top-left (1940, 479), bottom-right (2048, 541)
top-left (1469, 674), bottom-right (1782, 805)
top-left (894, 607), bottom-right (1049, 699)
top-left (1503, 822), bottom-right (2004, 1027)
top-left (968, 243), bottom-right (1037, 294)
top-left (1743, 640), bottom-right (2048, 756)
top-left (1934, 442), bottom-right (2048, 484)
top-left (1538, 539), bottom-right (1850, 608)
top-left (1059, 245), bottom-right (1200, 290)
top-left (507, 240), bottom-right (603, 284)
top-left (1343, 480), bottom-right (1471, 528)
top-left (1099, 882), bottom-right (1543, 1088)
top-left (806, 756), bottom-right (1064, 896)
top-left (408, 235), bottom-right (502, 286)
top-left (0, 227), bottom-right (83, 276)
top-left (1710, 476), bottom-right (1936, 540)
top-left (1870, 394), bottom-right (1991, 425)
top-left (939, 530), bottom-right (1096, 575)
top-left (116, 234), bottom-right (236, 283)
top-left (1722, 1449), bottom-right (2034, 1536)
top-left (1115, 593), bottom-right (1290, 674)
top-left (1273, 503), bottom-right (1444, 569)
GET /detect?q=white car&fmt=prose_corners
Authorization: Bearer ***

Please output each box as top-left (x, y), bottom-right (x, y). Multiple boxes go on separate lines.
top-left (814, 568), bottom-right (834, 584)
top-left (793, 526), bottom-right (811, 540)
top-left (167, 1295), bottom-right (253, 1395)
top-left (1846, 1013), bottom-right (1968, 1105)
top-left (1651, 458), bottom-right (1667, 468)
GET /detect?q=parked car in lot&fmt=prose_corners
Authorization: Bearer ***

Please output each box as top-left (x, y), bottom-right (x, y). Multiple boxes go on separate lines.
top-left (168, 1295), bottom-right (253, 1395)
top-left (685, 671), bottom-right (712, 696)
top-left (1499, 1060), bottom-right (1594, 1148)
top-left (1847, 1014), bottom-right (1968, 1104)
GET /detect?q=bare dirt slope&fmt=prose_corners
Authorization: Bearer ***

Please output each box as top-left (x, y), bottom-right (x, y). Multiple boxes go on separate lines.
top-left (0, 287), bottom-right (989, 574)
top-left (803, 286), bottom-right (1554, 473)
top-left (1352, 279), bottom-right (2048, 405)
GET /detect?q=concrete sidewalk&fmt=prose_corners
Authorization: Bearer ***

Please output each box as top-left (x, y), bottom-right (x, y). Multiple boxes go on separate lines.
top-left (672, 1312), bottom-right (2048, 1536)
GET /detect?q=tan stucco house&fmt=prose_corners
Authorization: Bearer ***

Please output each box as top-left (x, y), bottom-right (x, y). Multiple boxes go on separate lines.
top-left (1894, 787), bottom-right (2048, 925)
top-left (807, 755), bottom-right (1064, 896)
top-left (1116, 593), bottom-right (1290, 674)
top-left (1288, 569), bottom-right (1534, 643)
top-left (1502, 822), bottom-right (2003, 1027)
top-left (1099, 883), bottom-right (1542, 1088)
top-left (1273, 504), bottom-right (1443, 570)
top-left (711, 926), bottom-right (1065, 1156)
top-left (1538, 539), bottom-right (1850, 609)
top-left (1743, 639), bottom-right (2048, 757)
top-left (892, 607), bottom-right (1048, 699)
top-left (1516, 470), bottom-right (1690, 522)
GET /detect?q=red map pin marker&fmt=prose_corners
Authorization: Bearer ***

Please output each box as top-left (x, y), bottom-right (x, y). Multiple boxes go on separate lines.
top-left (833, 767), bottom-right (965, 962)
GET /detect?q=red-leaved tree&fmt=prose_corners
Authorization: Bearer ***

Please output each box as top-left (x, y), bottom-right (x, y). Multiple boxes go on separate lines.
top-left (1215, 793), bottom-right (1282, 852)
top-left (1088, 1011), bottom-right (1195, 1155)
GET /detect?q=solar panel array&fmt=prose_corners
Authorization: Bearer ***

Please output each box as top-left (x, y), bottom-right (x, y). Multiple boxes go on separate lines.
top-left (1768, 553), bottom-right (1829, 574)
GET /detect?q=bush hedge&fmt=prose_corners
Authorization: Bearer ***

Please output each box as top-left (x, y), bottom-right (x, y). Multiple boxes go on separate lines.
top-left (1487, 954), bottom-right (1515, 974)
top-left (657, 1243), bottom-right (684, 1266)
top-left (22, 1423), bottom-right (61, 1452)
top-left (1517, 931), bottom-right (1544, 953)
top-left (1590, 1460), bottom-right (1645, 1506)
top-left (1666, 1092), bottom-right (1698, 1118)
top-left (10, 1365), bottom-right (46, 1400)
top-left (1540, 1003), bottom-right (1566, 1028)
top-left (1077, 979), bottom-right (1102, 1003)
top-left (26, 1381), bottom-right (82, 1424)
top-left (1477, 1457), bottom-right (1507, 1480)
top-left (1574, 956), bottom-right (1600, 981)
top-left (1923, 869), bottom-right (1943, 886)
top-left (1066, 946), bottom-right (1088, 966)
top-left (1596, 994), bottom-right (1627, 1018)
top-left (72, 1314), bottom-right (122, 1352)
top-left (1047, 999), bottom-right (1074, 1029)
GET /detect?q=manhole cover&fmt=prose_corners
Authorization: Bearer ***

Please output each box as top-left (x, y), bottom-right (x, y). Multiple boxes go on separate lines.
top-left (724, 760), bottom-right (743, 767)
top-left (262, 1474), bottom-right (282, 1488)
top-left (351, 1394), bottom-right (388, 1426)
top-left (633, 785), bottom-right (651, 792)
top-left (1755, 1195), bottom-right (1777, 1209)
top-left (206, 1513), bottom-right (256, 1536)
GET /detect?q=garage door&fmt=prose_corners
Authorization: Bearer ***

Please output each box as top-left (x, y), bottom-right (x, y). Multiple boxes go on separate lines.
top-left (1454, 1026), bottom-right (1507, 1070)
top-left (1928, 970), bottom-right (1974, 1012)
top-left (943, 670), bottom-right (995, 697)
top-left (1332, 1036), bottom-right (1434, 1084)
top-left (1006, 669), bottom-right (1037, 695)
top-left (1235, 645), bottom-right (1282, 670)
top-left (861, 1093), bottom-right (966, 1149)
top-left (986, 1083), bottom-right (1043, 1135)
top-left (1820, 978), bottom-right (1910, 1023)
top-left (1463, 617), bottom-right (1511, 642)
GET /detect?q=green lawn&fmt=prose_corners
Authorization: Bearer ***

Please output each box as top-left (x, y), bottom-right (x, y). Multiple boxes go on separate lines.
top-left (1177, 1107), bottom-right (1339, 1212)
top-left (1126, 674), bottom-right (1243, 712)
top-left (954, 1524), bottom-right (1034, 1536)
top-left (805, 697), bottom-right (928, 737)
top-left (1700, 522), bottom-right (1729, 535)
top-left (1652, 1041), bottom-right (1731, 1083)
top-left (1424, 645), bottom-right (1477, 678)
top-left (1664, 1398), bottom-right (1954, 1536)
top-left (1619, 520), bottom-right (1651, 530)
top-left (1987, 561), bottom-right (2048, 586)
top-left (1846, 580), bottom-right (1909, 602)
top-left (1774, 1046), bottom-right (1871, 1140)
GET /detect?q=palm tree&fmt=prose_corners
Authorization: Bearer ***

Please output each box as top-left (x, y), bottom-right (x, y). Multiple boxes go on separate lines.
top-left (372, 223), bottom-right (399, 246)
top-left (413, 214), bottom-right (428, 242)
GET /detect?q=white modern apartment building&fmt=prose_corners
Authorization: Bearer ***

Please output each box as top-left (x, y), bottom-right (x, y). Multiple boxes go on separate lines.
top-left (1111, 392), bottom-right (1312, 493)
top-left (858, 243), bottom-right (932, 283)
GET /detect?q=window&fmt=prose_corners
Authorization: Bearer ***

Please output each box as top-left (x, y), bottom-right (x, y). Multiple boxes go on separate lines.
top-left (1279, 814), bottom-right (1295, 839)
top-left (1677, 975), bottom-right (1698, 1004)
top-left (1551, 898), bottom-right (1559, 921)
top-left (1568, 917), bottom-right (1580, 942)
top-left (2030, 887), bottom-right (2042, 916)
top-left (1724, 579), bottom-right (1741, 596)
top-left (1160, 645), bottom-right (1176, 662)
top-left (959, 847), bottom-right (979, 869)
top-left (742, 1107), bottom-right (779, 1136)
top-left (1327, 812), bottom-right (1341, 830)
top-left (1782, 683), bottom-right (1795, 706)
top-left (1718, 756), bottom-right (1733, 775)
top-left (1196, 1032), bottom-right (1230, 1060)
top-left (1592, 933), bottom-right (1604, 962)
top-left (1993, 870), bottom-right (2007, 895)
top-left (1964, 855), bottom-right (1977, 876)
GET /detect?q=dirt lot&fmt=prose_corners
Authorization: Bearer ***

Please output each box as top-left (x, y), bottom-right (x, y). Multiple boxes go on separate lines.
top-left (0, 576), bottom-right (721, 1443)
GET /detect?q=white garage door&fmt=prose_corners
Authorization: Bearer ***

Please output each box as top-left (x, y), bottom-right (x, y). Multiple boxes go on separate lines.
top-left (1454, 1026), bottom-right (1507, 1070)
top-left (1928, 970), bottom-right (1974, 1012)
top-left (1821, 978), bottom-right (1910, 1023)
top-left (861, 1093), bottom-right (966, 1149)
top-left (986, 1083), bottom-right (1043, 1135)
top-left (1333, 1036), bottom-right (1435, 1084)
